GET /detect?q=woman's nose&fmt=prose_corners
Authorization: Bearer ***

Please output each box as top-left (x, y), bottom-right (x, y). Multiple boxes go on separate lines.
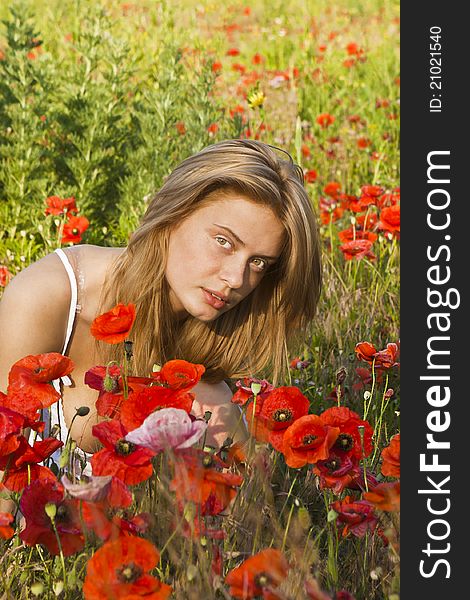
top-left (220, 256), bottom-right (247, 290)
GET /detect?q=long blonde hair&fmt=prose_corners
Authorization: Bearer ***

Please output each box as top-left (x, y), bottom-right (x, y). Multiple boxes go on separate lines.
top-left (97, 139), bottom-right (322, 384)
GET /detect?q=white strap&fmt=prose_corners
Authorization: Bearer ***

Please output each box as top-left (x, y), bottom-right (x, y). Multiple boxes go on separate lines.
top-left (54, 248), bottom-right (78, 356)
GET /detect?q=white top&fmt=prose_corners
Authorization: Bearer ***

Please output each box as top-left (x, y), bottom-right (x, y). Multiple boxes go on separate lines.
top-left (30, 248), bottom-right (92, 475)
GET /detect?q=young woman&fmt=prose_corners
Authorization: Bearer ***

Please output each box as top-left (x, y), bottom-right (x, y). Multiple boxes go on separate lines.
top-left (0, 139), bottom-right (321, 457)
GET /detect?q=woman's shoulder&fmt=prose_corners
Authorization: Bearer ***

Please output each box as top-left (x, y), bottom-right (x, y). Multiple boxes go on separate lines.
top-left (0, 245), bottom-right (122, 324)
top-left (0, 250), bottom-right (74, 364)
top-left (0, 245), bottom-right (124, 360)
top-left (2, 249), bottom-right (72, 305)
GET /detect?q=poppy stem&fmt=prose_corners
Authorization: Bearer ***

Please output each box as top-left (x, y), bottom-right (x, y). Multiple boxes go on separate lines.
top-left (358, 425), bottom-right (369, 493)
top-left (48, 515), bottom-right (67, 589)
top-left (280, 502), bottom-right (295, 553)
top-left (371, 373), bottom-right (390, 465)
top-left (122, 346), bottom-right (129, 400)
top-left (363, 358), bottom-right (377, 420)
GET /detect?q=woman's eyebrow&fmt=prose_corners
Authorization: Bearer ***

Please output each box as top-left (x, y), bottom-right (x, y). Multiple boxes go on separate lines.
top-left (213, 224), bottom-right (279, 260)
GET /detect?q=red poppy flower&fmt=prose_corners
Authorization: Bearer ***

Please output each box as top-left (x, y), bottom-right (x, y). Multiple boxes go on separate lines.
top-left (361, 185), bottom-right (384, 198)
top-left (85, 365), bottom-right (153, 419)
top-left (252, 52), bottom-right (263, 64)
top-left (355, 342), bottom-right (399, 369)
top-left (169, 449), bottom-right (243, 516)
top-left (45, 195), bottom-right (78, 216)
top-left (363, 481), bottom-right (400, 512)
top-left (211, 60), bottom-right (222, 73)
top-left (316, 113), bottom-right (335, 128)
top-left (175, 121), bottom-right (186, 135)
top-left (320, 206), bottom-right (344, 225)
top-left (289, 357), bottom-right (311, 370)
top-left (282, 415), bottom-right (340, 468)
top-left (208, 122), bottom-right (219, 134)
top-left (232, 63), bottom-right (246, 74)
top-left (346, 42), bottom-right (364, 56)
top-left (0, 436), bottom-right (63, 492)
top-left (323, 181), bottom-right (341, 197)
top-left (20, 480), bottom-right (84, 556)
top-left (61, 215), bottom-right (90, 244)
top-left (81, 498), bottom-right (151, 541)
top-left (225, 548), bottom-right (289, 599)
top-left (313, 453), bottom-right (376, 495)
top-left (304, 169), bottom-right (318, 183)
top-left (377, 189), bottom-right (400, 208)
top-left (91, 420), bottom-right (155, 485)
top-left (8, 352), bottom-right (74, 409)
top-left (354, 342), bottom-right (376, 363)
top-left (377, 205), bottom-right (400, 234)
top-left (119, 385), bottom-right (194, 430)
top-left (375, 98), bottom-right (391, 109)
top-left (330, 495), bottom-right (378, 538)
top-left (90, 303), bottom-right (136, 344)
top-left (0, 387), bottom-right (44, 422)
top-left (381, 433), bottom-right (400, 477)
top-left (336, 592), bottom-right (356, 600)
top-left (251, 387), bottom-right (310, 451)
top-left (340, 239), bottom-right (376, 261)
top-left (153, 359), bottom-right (205, 391)
top-left (0, 265), bottom-right (12, 287)
top-left (230, 104), bottom-right (246, 117)
top-left (301, 144), bottom-right (311, 159)
top-left (0, 512), bottom-right (14, 540)
top-left (0, 406), bottom-right (26, 457)
top-left (245, 399), bottom-right (271, 443)
top-left (355, 213), bottom-right (378, 230)
top-left (352, 366), bottom-right (384, 391)
top-left (83, 536), bottom-right (172, 599)
top-left (375, 343), bottom-right (400, 368)
top-left (338, 228), bottom-right (378, 244)
top-left (227, 48), bottom-right (240, 56)
top-left (220, 441), bottom-right (247, 471)
top-left (357, 137), bottom-right (371, 149)
top-left (232, 378), bottom-right (274, 406)
top-left (320, 406), bottom-right (373, 459)
top-left (348, 114), bottom-right (362, 124)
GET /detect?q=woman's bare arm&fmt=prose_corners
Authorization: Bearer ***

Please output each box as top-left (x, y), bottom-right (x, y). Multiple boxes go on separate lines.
top-left (0, 252), bottom-right (71, 393)
top-left (0, 252), bottom-right (71, 510)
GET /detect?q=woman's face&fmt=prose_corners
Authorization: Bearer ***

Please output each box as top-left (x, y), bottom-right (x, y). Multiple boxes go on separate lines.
top-left (165, 191), bottom-right (285, 322)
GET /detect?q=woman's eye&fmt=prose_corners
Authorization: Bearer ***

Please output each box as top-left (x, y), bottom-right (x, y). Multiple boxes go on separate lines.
top-left (215, 236), bottom-right (231, 248)
top-left (251, 258), bottom-right (267, 271)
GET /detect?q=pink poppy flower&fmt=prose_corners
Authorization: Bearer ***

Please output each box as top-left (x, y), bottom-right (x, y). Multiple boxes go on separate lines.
top-left (125, 408), bottom-right (207, 453)
top-left (61, 475), bottom-right (113, 502)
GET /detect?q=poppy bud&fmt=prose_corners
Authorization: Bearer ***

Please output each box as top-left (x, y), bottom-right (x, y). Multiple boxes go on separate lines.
top-left (50, 424), bottom-right (61, 438)
top-left (45, 502), bottom-right (57, 520)
top-left (251, 382), bottom-right (262, 395)
top-left (31, 583), bottom-right (44, 597)
top-left (76, 406), bottom-right (90, 417)
top-left (204, 410), bottom-right (212, 422)
top-left (124, 340), bottom-right (133, 359)
top-left (53, 581), bottom-right (64, 596)
top-left (336, 367), bottom-right (347, 386)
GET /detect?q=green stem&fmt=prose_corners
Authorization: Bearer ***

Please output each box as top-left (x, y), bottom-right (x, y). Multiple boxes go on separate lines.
top-left (364, 358), bottom-right (377, 420)
top-left (281, 503), bottom-right (295, 553)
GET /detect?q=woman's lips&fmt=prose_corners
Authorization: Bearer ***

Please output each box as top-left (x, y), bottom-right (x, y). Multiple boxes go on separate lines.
top-left (202, 288), bottom-right (226, 309)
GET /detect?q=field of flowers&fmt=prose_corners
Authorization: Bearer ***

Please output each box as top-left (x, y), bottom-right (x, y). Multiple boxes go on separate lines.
top-left (0, 0), bottom-right (400, 598)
